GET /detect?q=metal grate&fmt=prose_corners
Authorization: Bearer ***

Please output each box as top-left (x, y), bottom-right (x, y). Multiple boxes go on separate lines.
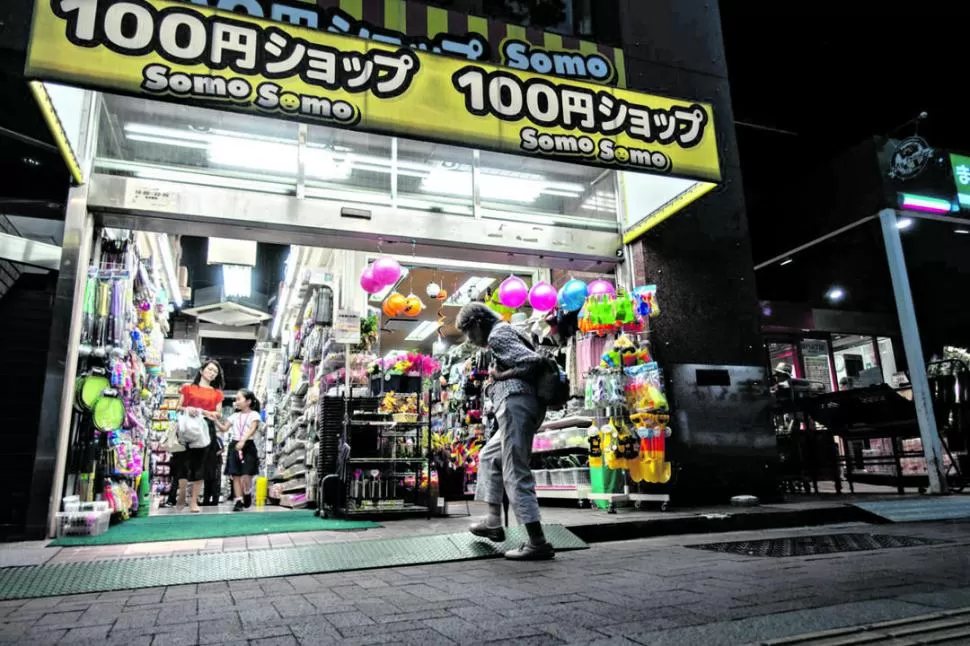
top-left (0, 525), bottom-right (587, 600)
top-left (687, 533), bottom-right (943, 558)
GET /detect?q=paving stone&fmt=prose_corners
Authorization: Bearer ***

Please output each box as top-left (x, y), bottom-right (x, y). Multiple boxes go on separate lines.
top-left (163, 584), bottom-right (200, 600)
top-left (60, 624), bottom-right (112, 643)
top-left (32, 609), bottom-right (84, 629)
top-left (251, 636), bottom-right (299, 646)
top-left (325, 610), bottom-right (375, 629)
top-left (272, 595), bottom-right (319, 618)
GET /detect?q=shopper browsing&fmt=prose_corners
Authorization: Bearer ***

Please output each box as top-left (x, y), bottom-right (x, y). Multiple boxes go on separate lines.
top-left (177, 361), bottom-right (225, 513)
top-left (217, 389), bottom-right (261, 512)
top-left (455, 302), bottom-right (554, 561)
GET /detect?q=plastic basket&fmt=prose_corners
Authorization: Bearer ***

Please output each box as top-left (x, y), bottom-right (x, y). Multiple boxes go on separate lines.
top-left (55, 511), bottom-right (110, 537)
top-left (532, 469), bottom-right (550, 486)
top-left (562, 467), bottom-right (591, 486)
top-left (62, 495), bottom-right (80, 513)
top-left (79, 501), bottom-right (111, 513)
top-left (549, 469), bottom-right (566, 486)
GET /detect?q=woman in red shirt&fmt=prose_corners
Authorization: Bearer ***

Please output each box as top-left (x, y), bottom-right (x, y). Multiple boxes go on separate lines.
top-left (176, 361), bottom-right (225, 512)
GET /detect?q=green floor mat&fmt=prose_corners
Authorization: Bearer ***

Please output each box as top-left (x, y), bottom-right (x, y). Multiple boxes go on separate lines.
top-left (2, 525), bottom-right (587, 600)
top-left (48, 511), bottom-right (380, 546)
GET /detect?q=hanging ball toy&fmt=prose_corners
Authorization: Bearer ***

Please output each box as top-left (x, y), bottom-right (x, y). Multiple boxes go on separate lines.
top-left (498, 275), bottom-right (529, 309)
top-left (359, 264), bottom-right (382, 294)
top-left (384, 292), bottom-right (408, 316)
top-left (436, 289), bottom-right (448, 301)
top-left (403, 294), bottom-right (424, 317)
top-left (426, 282), bottom-right (441, 299)
top-left (588, 279), bottom-right (616, 298)
top-left (559, 279), bottom-right (589, 313)
top-left (528, 281), bottom-right (558, 312)
top-left (372, 256), bottom-right (402, 286)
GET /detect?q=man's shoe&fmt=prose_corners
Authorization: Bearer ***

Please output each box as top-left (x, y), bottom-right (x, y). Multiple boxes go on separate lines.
top-left (232, 499), bottom-right (245, 512)
top-left (505, 542), bottom-right (555, 560)
top-left (469, 520), bottom-right (506, 543)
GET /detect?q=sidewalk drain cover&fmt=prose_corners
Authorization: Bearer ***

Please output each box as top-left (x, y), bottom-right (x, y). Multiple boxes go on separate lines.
top-left (686, 533), bottom-right (942, 558)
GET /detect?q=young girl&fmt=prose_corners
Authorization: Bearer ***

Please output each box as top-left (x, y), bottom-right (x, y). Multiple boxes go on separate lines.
top-left (217, 389), bottom-right (261, 512)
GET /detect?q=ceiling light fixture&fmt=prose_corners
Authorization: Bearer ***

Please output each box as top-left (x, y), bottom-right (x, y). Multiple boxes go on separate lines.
top-left (222, 264), bottom-right (253, 298)
top-left (825, 286), bottom-right (846, 303)
top-left (406, 320), bottom-right (442, 341)
top-left (780, 258), bottom-right (793, 266)
top-left (443, 276), bottom-right (495, 306)
top-left (896, 217), bottom-right (914, 230)
top-left (955, 229), bottom-right (970, 235)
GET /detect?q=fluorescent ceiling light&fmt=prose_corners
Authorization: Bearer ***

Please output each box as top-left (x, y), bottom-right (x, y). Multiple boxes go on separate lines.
top-left (247, 353), bottom-right (262, 390)
top-left (825, 286), bottom-right (845, 303)
top-left (780, 258), bottom-right (793, 266)
top-left (155, 233), bottom-right (182, 308)
top-left (421, 165), bottom-right (584, 204)
top-left (406, 320), bottom-right (442, 341)
top-left (900, 193), bottom-right (951, 214)
top-left (956, 229), bottom-right (970, 235)
top-left (369, 267), bottom-right (409, 302)
top-left (127, 133), bottom-right (209, 149)
top-left (222, 264), bottom-right (253, 298)
top-left (271, 247), bottom-right (298, 339)
top-left (444, 276), bottom-right (495, 306)
top-left (896, 217), bottom-right (914, 230)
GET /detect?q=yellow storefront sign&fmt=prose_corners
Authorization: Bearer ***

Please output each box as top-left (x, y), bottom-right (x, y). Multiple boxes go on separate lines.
top-left (26, 0), bottom-right (721, 182)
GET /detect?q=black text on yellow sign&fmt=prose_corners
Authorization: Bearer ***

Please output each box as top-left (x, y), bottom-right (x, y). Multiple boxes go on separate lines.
top-left (27, 0), bottom-right (721, 182)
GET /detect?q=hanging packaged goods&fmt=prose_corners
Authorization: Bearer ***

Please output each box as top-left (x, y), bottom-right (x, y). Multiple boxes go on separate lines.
top-left (25, 0), bottom-right (721, 182)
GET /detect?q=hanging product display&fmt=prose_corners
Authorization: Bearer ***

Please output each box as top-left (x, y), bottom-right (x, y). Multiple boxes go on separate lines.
top-left (59, 230), bottom-right (170, 537)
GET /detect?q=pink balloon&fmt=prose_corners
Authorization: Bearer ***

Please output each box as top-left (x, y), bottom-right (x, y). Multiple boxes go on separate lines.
top-left (529, 281), bottom-right (558, 312)
top-left (498, 275), bottom-right (528, 309)
top-left (360, 264), bottom-right (382, 294)
top-left (588, 279), bottom-right (616, 297)
top-left (372, 256), bottom-right (402, 286)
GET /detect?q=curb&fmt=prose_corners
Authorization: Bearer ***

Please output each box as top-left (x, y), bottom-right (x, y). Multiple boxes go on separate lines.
top-left (565, 505), bottom-right (871, 544)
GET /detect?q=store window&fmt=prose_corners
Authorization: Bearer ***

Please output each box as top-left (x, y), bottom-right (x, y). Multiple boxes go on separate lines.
top-left (800, 338), bottom-right (834, 392)
top-left (93, 93), bottom-right (623, 231)
top-left (767, 341), bottom-right (800, 378)
top-left (877, 337), bottom-right (898, 386)
top-left (832, 334), bottom-right (881, 389)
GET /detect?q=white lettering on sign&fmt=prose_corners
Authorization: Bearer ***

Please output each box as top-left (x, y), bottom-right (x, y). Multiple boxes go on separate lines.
top-left (502, 40), bottom-right (613, 83)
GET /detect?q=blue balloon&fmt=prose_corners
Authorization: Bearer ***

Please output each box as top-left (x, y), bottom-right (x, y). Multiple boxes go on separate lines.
top-left (559, 279), bottom-right (588, 313)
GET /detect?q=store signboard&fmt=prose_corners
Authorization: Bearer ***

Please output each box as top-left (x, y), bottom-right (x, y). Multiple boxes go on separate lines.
top-left (25, 0), bottom-right (721, 182)
top-left (173, 0), bottom-right (627, 87)
top-left (950, 153), bottom-right (970, 210)
top-left (334, 310), bottom-right (361, 344)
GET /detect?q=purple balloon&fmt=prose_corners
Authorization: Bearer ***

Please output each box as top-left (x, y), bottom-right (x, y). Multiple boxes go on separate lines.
top-left (372, 256), bottom-right (402, 286)
top-left (588, 279), bottom-right (616, 297)
top-left (360, 264), bottom-right (382, 294)
top-left (498, 275), bottom-right (529, 309)
top-left (529, 281), bottom-right (558, 312)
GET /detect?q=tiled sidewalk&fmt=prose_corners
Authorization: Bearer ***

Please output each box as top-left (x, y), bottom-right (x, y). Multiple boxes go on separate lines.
top-left (1, 521), bottom-right (969, 645)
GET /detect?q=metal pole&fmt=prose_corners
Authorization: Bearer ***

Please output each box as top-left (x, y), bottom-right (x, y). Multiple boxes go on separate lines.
top-left (878, 208), bottom-right (947, 494)
top-left (28, 185), bottom-right (94, 538)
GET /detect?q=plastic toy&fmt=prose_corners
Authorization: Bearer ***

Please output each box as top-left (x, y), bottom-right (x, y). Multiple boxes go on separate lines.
top-left (360, 264), bottom-right (382, 293)
top-left (558, 279), bottom-right (588, 313)
top-left (372, 256), bottom-right (402, 286)
top-left (528, 281), bottom-right (558, 312)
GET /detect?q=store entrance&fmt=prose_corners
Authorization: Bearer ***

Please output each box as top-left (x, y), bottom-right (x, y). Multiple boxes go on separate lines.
top-left (58, 212), bottom-right (585, 543)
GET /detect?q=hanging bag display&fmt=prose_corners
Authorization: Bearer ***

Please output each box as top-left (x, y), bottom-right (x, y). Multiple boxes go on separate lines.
top-left (177, 412), bottom-right (211, 449)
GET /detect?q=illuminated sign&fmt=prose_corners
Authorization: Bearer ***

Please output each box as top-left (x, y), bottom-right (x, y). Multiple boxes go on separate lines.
top-left (26, 0), bottom-right (720, 181)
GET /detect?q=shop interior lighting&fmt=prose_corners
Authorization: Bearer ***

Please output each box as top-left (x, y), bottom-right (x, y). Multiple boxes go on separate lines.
top-left (369, 267), bottom-right (410, 303)
top-left (222, 264), bottom-right (253, 298)
top-left (956, 229), bottom-right (970, 235)
top-left (420, 166), bottom-right (584, 204)
top-left (825, 286), bottom-right (846, 303)
top-left (247, 352), bottom-right (262, 391)
top-left (900, 193), bottom-right (952, 214)
top-left (405, 320), bottom-right (442, 341)
top-left (444, 276), bottom-right (496, 306)
top-left (896, 217), bottom-right (914, 230)
top-left (779, 258), bottom-right (793, 266)
top-left (271, 247), bottom-right (299, 339)
top-left (155, 233), bottom-right (182, 308)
